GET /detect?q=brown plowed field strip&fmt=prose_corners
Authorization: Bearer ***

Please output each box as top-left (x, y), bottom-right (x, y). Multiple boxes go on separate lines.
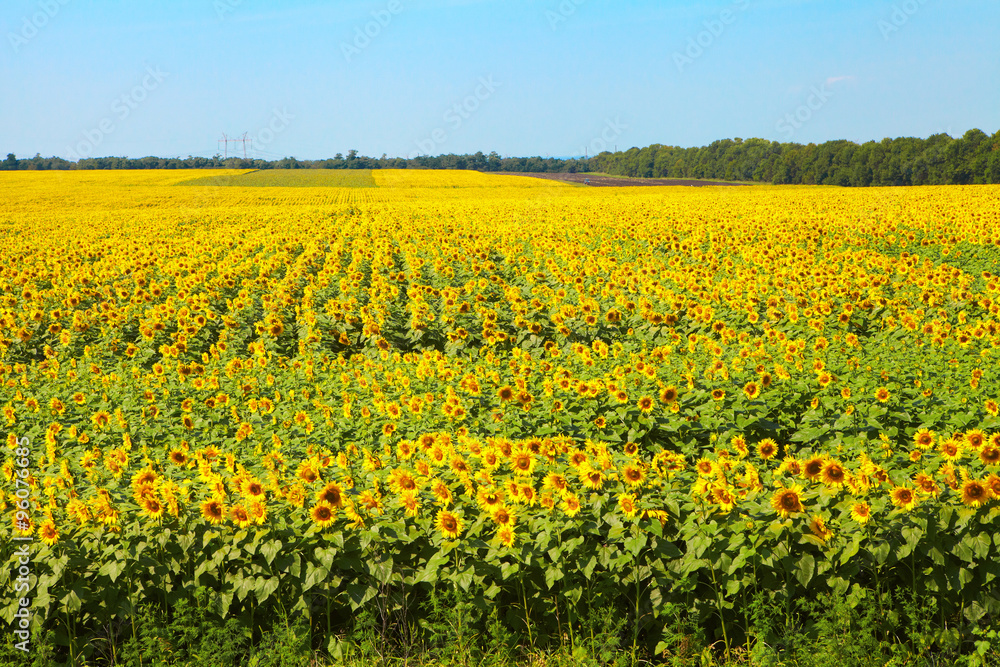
top-left (496, 172), bottom-right (748, 187)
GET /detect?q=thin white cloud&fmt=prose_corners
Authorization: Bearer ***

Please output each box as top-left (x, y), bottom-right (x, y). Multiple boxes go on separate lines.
top-left (825, 75), bottom-right (856, 86)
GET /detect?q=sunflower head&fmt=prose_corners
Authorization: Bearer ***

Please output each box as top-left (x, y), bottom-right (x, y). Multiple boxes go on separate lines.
top-left (310, 501), bottom-right (336, 528)
top-left (890, 486), bottom-right (917, 511)
top-left (770, 485), bottom-right (804, 518)
top-left (436, 510), bottom-right (463, 539)
top-left (200, 499), bottom-right (225, 525)
top-left (961, 479), bottom-right (989, 508)
top-left (849, 501), bottom-right (871, 525)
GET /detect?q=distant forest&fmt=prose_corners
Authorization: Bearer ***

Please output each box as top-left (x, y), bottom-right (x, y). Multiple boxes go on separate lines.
top-left (5, 128), bottom-right (1000, 186)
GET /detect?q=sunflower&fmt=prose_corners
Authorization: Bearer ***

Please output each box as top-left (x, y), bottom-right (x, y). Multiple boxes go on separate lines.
top-left (242, 478), bottom-right (266, 499)
top-left (448, 456), bottom-right (470, 475)
top-left (617, 493), bottom-right (638, 519)
top-left (777, 456), bottom-right (802, 476)
top-left (770, 485), bottom-right (804, 517)
top-left (398, 490), bottom-right (420, 517)
top-left (317, 481), bottom-right (345, 507)
top-left (561, 492), bottom-right (582, 517)
top-left (510, 451), bottom-right (535, 476)
top-left (696, 458), bottom-right (716, 477)
top-left (960, 479), bottom-right (989, 508)
top-left (890, 486), bottom-right (917, 511)
top-left (496, 525), bottom-right (516, 547)
top-left (756, 439), bottom-right (778, 461)
top-left (431, 480), bottom-right (453, 506)
top-left (579, 467), bottom-right (604, 490)
top-left (247, 499), bottom-right (267, 525)
top-left (849, 501), bottom-right (871, 525)
top-left (965, 430), bottom-right (986, 450)
top-left (987, 475), bottom-right (1000, 498)
top-left (38, 519), bottom-right (59, 546)
top-left (168, 449), bottom-right (188, 465)
top-left (497, 386), bottom-right (515, 402)
top-left (490, 505), bottom-right (517, 527)
top-left (820, 460), bottom-right (846, 487)
top-left (913, 429), bottom-right (934, 449)
top-left (731, 435), bottom-right (749, 458)
top-left (874, 387), bottom-right (891, 403)
top-left (140, 496), bottom-right (165, 521)
top-left (310, 501), bottom-right (336, 528)
top-left (131, 468), bottom-right (158, 489)
top-left (660, 386), bottom-right (678, 404)
top-left (802, 456), bottom-right (825, 481)
top-left (637, 396), bottom-right (654, 413)
top-left (476, 487), bottom-right (505, 512)
top-left (297, 461), bottom-right (320, 484)
top-left (201, 498), bottom-right (226, 525)
top-left (230, 504), bottom-right (252, 528)
top-left (712, 486), bottom-right (736, 512)
top-left (388, 469), bottom-right (418, 495)
top-left (567, 449), bottom-right (589, 468)
top-left (979, 446), bottom-right (1000, 466)
top-left (743, 382), bottom-right (761, 400)
top-left (436, 510), bottom-right (463, 539)
top-left (808, 515), bottom-right (832, 542)
top-left (542, 472), bottom-right (569, 495)
top-left (711, 389), bottom-right (726, 401)
top-left (622, 464), bottom-right (646, 487)
top-left (914, 473), bottom-right (940, 497)
top-left (938, 439), bottom-right (962, 462)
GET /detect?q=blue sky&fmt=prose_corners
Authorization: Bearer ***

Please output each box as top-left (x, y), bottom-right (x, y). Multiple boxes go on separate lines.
top-left (2, 0), bottom-right (998, 160)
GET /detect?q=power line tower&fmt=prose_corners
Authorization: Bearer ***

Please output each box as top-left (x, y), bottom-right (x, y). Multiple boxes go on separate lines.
top-left (218, 132), bottom-right (252, 159)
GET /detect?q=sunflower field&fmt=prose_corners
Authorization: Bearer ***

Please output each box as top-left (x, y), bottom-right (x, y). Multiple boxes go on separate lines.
top-left (2, 170), bottom-right (1000, 663)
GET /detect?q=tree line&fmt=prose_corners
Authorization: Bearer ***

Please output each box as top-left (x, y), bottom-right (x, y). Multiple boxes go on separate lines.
top-left (0, 150), bottom-right (588, 174)
top-left (589, 129), bottom-right (1000, 186)
top-left (4, 128), bottom-right (999, 186)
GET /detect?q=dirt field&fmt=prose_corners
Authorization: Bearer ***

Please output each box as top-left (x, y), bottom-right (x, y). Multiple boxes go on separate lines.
top-left (496, 172), bottom-right (747, 187)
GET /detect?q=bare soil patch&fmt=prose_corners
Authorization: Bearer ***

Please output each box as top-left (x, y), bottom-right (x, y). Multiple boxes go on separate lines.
top-left (496, 172), bottom-right (747, 187)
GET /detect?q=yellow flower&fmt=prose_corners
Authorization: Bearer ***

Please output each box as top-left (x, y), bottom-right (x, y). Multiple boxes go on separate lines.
top-left (495, 525), bottom-right (515, 548)
top-left (38, 519), bottom-right (59, 546)
top-left (960, 479), bottom-right (989, 508)
top-left (770, 484), bottom-right (804, 517)
top-left (561, 492), bottom-right (581, 517)
top-left (756, 439), bottom-right (778, 461)
top-left (890, 486), bottom-right (917, 511)
top-left (201, 498), bottom-right (226, 525)
top-left (808, 515), bottom-right (832, 542)
top-left (849, 501), bottom-right (871, 525)
top-left (617, 493), bottom-right (638, 519)
top-left (310, 501), bottom-right (336, 528)
top-left (435, 510), bottom-right (463, 539)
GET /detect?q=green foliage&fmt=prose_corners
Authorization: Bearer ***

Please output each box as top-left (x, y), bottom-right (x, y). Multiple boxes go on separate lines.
top-left (174, 169), bottom-right (379, 187)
